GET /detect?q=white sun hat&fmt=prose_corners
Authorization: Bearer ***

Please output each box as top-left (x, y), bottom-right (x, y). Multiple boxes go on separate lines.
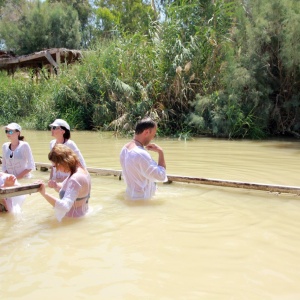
top-left (5, 122), bottom-right (22, 131)
top-left (49, 119), bottom-right (70, 130)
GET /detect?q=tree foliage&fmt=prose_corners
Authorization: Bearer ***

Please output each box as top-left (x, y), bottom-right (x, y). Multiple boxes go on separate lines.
top-left (0, 0), bottom-right (81, 54)
top-left (93, 0), bottom-right (157, 39)
top-left (0, 0), bottom-right (299, 139)
top-left (228, 0), bottom-right (300, 137)
top-left (47, 0), bottom-right (92, 29)
top-left (186, 0), bottom-right (300, 138)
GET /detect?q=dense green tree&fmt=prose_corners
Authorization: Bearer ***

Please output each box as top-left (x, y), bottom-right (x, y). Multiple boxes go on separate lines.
top-left (47, 0), bottom-right (92, 47)
top-left (47, 0), bottom-right (91, 28)
top-left (0, 0), bottom-right (299, 139)
top-left (229, 0), bottom-right (300, 136)
top-left (93, 0), bottom-right (157, 39)
top-left (0, 0), bottom-right (31, 52)
top-left (18, 2), bottom-right (48, 54)
top-left (0, 0), bottom-right (81, 54)
top-left (47, 3), bottom-right (82, 49)
top-left (187, 0), bottom-right (300, 138)
top-left (152, 0), bottom-right (237, 134)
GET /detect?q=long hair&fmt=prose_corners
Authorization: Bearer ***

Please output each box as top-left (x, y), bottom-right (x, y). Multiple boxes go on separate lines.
top-left (15, 130), bottom-right (24, 141)
top-left (49, 144), bottom-right (79, 175)
top-left (60, 126), bottom-right (71, 140)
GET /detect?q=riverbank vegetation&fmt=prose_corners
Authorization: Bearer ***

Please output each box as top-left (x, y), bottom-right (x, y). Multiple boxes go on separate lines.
top-left (0, 0), bottom-right (299, 139)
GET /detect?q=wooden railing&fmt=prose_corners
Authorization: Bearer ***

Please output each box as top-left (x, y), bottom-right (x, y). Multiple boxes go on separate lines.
top-left (35, 162), bottom-right (300, 195)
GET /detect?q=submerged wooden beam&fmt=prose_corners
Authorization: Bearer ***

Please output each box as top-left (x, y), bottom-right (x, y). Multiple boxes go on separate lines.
top-left (35, 162), bottom-right (300, 195)
top-left (0, 183), bottom-right (41, 198)
top-left (36, 162), bottom-right (122, 177)
top-left (167, 175), bottom-right (300, 195)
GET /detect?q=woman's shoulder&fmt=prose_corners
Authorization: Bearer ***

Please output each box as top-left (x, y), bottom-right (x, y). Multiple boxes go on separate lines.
top-left (19, 141), bottom-right (30, 147)
top-left (71, 168), bottom-right (90, 182)
top-left (64, 139), bottom-right (78, 148)
top-left (50, 139), bottom-right (56, 148)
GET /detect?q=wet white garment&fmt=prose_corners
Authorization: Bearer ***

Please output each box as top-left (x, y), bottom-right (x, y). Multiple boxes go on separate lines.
top-left (0, 173), bottom-right (26, 213)
top-left (54, 171), bottom-right (91, 222)
top-left (50, 139), bottom-right (87, 181)
top-left (2, 141), bottom-right (35, 178)
top-left (120, 145), bottom-right (167, 200)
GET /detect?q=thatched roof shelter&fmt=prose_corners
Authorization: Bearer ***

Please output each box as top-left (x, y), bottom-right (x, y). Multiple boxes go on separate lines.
top-left (0, 48), bottom-right (82, 76)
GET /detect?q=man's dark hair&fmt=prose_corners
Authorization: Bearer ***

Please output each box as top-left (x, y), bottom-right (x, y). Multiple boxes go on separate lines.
top-left (135, 118), bottom-right (157, 134)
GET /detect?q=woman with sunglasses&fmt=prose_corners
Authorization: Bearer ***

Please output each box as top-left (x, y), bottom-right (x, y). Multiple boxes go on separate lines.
top-left (2, 123), bottom-right (35, 179)
top-left (36, 144), bottom-right (91, 221)
top-left (48, 119), bottom-right (86, 186)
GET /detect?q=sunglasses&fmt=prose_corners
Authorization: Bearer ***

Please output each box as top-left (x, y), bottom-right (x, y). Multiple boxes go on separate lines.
top-left (51, 126), bottom-right (61, 130)
top-left (5, 130), bottom-right (15, 135)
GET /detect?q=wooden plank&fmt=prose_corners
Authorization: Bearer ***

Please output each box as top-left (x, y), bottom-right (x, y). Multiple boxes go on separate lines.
top-left (167, 175), bottom-right (300, 195)
top-left (56, 51), bottom-right (61, 65)
top-left (35, 162), bottom-right (122, 177)
top-left (34, 162), bottom-right (300, 195)
top-left (87, 167), bottom-right (121, 177)
top-left (45, 50), bottom-right (59, 68)
top-left (0, 183), bottom-right (41, 198)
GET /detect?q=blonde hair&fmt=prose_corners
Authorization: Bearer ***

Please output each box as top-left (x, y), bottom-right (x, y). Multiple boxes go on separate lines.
top-left (48, 144), bottom-right (80, 175)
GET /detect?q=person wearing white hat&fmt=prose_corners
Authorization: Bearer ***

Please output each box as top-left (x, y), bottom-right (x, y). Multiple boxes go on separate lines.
top-left (48, 119), bottom-right (86, 187)
top-left (2, 122), bottom-right (35, 179)
top-left (49, 119), bottom-right (70, 130)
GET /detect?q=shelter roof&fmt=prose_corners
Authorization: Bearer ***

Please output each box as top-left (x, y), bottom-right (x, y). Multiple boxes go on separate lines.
top-left (0, 48), bottom-right (82, 73)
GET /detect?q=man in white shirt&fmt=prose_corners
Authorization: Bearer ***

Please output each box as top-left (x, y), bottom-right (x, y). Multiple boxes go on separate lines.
top-left (120, 118), bottom-right (167, 200)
